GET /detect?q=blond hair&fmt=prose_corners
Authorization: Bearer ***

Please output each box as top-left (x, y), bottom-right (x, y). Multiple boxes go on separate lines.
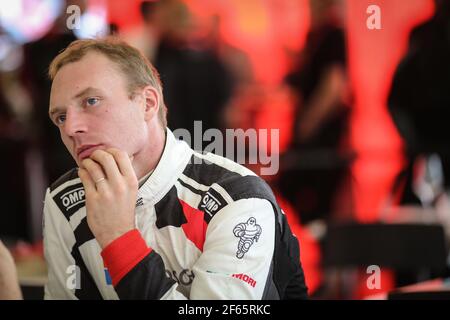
top-left (49, 37), bottom-right (167, 127)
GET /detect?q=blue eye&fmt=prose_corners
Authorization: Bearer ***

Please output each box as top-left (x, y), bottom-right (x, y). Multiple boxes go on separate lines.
top-left (86, 97), bottom-right (99, 106)
top-left (56, 114), bottom-right (66, 125)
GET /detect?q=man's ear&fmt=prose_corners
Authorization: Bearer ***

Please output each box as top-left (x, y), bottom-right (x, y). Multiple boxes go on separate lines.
top-left (142, 86), bottom-right (159, 121)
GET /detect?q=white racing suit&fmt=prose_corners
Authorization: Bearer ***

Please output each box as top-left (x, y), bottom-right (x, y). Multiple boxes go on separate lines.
top-left (43, 129), bottom-right (307, 299)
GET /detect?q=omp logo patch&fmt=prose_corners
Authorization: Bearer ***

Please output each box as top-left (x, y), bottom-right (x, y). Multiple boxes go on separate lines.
top-left (53, 183), bottom-right (85, 220)
top-left (199, 188), bottom-right (226, 217)
top-left (200, 193), bottom-right (219, 214)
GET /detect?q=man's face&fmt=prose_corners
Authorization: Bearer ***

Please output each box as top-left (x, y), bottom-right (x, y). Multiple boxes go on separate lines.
top-left (49, 52), bottom-right (148, 167)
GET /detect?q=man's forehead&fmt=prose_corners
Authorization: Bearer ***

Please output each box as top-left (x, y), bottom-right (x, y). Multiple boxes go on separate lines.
top-left (54, 51), bottom-right (119, 79)
top-left (50, 52), bottom-right (126, 101)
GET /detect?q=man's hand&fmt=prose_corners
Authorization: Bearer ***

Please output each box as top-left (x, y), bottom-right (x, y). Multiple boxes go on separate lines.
top-left (78, 148), bottom-right (138, 249)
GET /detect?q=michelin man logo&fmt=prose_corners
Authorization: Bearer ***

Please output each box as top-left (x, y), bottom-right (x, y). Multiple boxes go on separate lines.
top-left (233, 217), bottom-right (262, 259)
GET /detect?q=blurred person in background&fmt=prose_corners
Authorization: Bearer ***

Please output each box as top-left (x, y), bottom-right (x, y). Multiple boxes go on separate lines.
top-left (0, 65), bottom-right (32, 242)
top-left (20, 1), bottom-right (88, 184)
top-left (205, 13), bottom-right (254, 91)
top-left (277, 0), bottom-right (353, 225)
top-left (388, 0), bottom-right (450, 210)
top-left (203, 13), bottom-right (260, 134)
top-left (388, 3), bottom-right (450, 284)
top-left (0, 79), bottom-right (17, 138)
top-left (140, 0), bottom-right (233, 140)
top-left (0, 240), bottom-right (22, 300)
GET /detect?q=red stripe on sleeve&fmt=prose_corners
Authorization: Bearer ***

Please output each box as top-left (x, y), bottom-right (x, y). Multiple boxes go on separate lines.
top-left (100, 229), bottom-right (151, 286)
top-left (179, 199), bottom-right (207, 252)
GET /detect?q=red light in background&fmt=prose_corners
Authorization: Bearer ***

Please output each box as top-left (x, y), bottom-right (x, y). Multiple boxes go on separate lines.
top-left (106, 0), bottom-right (435, 221)
top-left (346, 0), bottom-right (435, 221)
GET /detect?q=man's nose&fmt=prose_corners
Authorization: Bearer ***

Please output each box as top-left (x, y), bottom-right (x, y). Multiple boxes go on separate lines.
top-left (63, 108), bottom-right (87, 137)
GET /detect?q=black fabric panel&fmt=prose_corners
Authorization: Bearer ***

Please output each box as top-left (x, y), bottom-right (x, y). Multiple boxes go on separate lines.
top-left (73, 217), bottom-right (95, 247)
top-left (182, 155), bottom-right (241, 187)
top-left (155, 186), bottom-right (187, 228)
top-left (50, 168), bottom-right (78, 192)
top-left (221, 175), bottom-right (277, 204)
top-left (71, 218), bottom-right (102, 300)
top-left (115, 251), bottom-right (177, 300)
top-left (272, 210), bottom-right (308, 300)
top-left (72, 244), bottom-right (103, 300)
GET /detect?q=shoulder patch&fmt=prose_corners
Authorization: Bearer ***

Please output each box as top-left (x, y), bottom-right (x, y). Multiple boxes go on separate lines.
top-left (198, 188), bottom-right (227, 222)
top-left (53, 182), bottom-right (85, 221)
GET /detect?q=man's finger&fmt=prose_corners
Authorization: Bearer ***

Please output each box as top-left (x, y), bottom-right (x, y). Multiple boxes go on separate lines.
top-left (81, 158), bottom-right (109, 191)
top-left (106, 148), bottom-right (136, 179)
top-left (78, 168), bottom-right (96, 195)
top-left (89, 149), bottom-right (122, 184)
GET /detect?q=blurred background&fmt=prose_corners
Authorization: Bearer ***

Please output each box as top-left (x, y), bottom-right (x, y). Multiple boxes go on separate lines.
top-left (1, 0), bottom-right (450, 299)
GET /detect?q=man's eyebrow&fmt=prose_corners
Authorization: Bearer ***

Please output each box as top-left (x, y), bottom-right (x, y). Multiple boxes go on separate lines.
top-left (49, 107), bottom-right (63, 117)
top-left (73, 87), bottom-right (103, 100)
top-left (49, 87), bottom-right (103, 117)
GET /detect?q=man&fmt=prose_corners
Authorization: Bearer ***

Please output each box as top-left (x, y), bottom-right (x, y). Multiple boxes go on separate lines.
top-left (388, 0), bottom-right (450, 204)
top-left (139, 0), bottom-right (233, 140)
top-left (0, 240), bottom-right (22, 300)
top-left (44, 38), bottom-right (307, 299)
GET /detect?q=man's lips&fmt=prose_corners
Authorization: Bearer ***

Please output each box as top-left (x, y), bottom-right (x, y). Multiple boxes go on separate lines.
top-left (77, 144), bottom-right (103, 160)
